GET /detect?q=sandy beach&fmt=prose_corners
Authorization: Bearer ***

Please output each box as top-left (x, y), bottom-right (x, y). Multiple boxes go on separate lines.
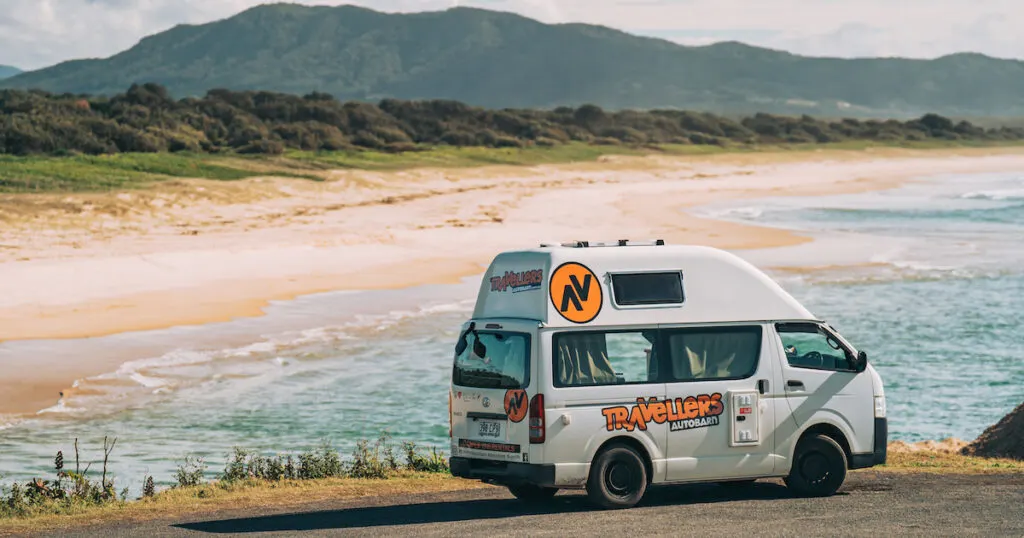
top-left (3, 146), bottom-right (1024, 416)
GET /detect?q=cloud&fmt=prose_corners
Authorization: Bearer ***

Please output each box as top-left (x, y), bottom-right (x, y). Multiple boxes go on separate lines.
top-left (1, 0), bottom-right (1022, 70)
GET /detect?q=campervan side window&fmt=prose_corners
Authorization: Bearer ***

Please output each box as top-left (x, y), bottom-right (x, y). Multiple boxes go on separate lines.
top-left (553, 330), bottom-right (659, 387)
top-left (610, 271), bottom-right (684, 306)
top-left (664, 326), bottom-right (762, 382)
top-left (776, 322), bottom-right (855, 372)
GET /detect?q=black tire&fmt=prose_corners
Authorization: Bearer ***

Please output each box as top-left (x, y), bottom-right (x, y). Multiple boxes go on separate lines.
top-left (785, 434), bottom-right (848, 497)
top-left (586, 445), bottom-right (648, 509)
top-left (507, 484), bottom-right (558, 503)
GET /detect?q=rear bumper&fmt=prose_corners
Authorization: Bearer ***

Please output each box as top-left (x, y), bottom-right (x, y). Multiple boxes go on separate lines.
top-left (850, 417), bottom-right (888, 469)
top-left (449, 457), bottom-right (556, 487)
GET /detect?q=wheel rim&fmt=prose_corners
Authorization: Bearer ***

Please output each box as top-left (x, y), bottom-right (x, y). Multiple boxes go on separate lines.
top-left (606, 460), bottom-right (635, 497)
top-left (800, 452), bottom-right (831, 485)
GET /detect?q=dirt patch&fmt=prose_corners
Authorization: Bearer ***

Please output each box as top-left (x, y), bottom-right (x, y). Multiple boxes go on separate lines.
top-left (963, 401), bottom-right (1024, 460)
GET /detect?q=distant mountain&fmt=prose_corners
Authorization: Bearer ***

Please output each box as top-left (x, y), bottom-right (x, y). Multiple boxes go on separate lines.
top-left (3, 3), bottom-right (1024, 117)
top-left (0, 65), bottom-right (21, 80)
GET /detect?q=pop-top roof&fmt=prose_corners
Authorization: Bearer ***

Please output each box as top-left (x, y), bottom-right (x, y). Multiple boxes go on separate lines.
top-left (471, 241), bottom-right (815, 327)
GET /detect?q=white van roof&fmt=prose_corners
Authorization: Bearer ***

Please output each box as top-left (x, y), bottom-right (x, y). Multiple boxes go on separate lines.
top-left (471, 240), bottom-right (815, 328)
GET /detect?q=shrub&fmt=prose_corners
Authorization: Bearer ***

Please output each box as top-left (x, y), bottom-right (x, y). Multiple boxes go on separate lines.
top-left (175, 454), bottom-right (207, 488)
top-left (0, 84), bottom-right (1016, 157)
top-left (403, 442), bottom-right (449, 473)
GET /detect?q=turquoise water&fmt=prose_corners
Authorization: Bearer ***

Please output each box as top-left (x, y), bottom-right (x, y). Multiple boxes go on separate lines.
top-left (1, 170), bottom-right (1022, 494)
top-left (716, 171), bottom-right (1024, 442)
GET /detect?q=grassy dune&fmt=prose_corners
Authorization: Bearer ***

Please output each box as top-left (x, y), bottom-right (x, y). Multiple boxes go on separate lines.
top-left (4, 140), bottom-right (1024, 194)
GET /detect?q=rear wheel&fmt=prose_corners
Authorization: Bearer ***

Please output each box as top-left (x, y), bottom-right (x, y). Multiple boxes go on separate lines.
top-left (507, 484), bottom-right (558, 503)
top-left (586, 445), bottom-right (648, 509)
top-left (785, 434), bottom-right (848, 497)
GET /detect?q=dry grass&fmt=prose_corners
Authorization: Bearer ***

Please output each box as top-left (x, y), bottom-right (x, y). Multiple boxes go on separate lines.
top-left (3, 449), bottom-right (1021, 535)
top-left (0, 472), bottom-right (491, 535)
top-left (874, 450), bottom-right (1024, 474)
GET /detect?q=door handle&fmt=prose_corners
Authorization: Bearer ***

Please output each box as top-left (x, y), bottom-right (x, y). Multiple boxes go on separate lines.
top-left (757, 379), bottom-right (769, 394)
top-left (787, 380), bottom-right (805, 390)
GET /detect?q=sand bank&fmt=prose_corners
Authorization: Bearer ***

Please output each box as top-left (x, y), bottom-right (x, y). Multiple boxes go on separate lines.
top-left (3, 146), bottom-right (1024, 415)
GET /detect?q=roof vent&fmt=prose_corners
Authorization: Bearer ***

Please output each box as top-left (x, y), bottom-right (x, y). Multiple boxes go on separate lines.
top-left (539, 239), bottom-right (666, 248)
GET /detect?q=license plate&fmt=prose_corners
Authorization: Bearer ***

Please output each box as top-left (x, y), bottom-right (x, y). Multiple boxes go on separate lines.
top-left (477, 419), bottom-right (502, 438)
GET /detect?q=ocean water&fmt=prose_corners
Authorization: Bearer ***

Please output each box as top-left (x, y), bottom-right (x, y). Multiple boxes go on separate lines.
top-left (1, 170), bottom-right (1022, 494)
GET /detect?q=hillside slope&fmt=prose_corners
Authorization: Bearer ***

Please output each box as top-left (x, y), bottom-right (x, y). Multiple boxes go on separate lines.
top-left (4, 4), bottom-right (1024, 117)
top-left (0, 65), bottom-right (21, 80)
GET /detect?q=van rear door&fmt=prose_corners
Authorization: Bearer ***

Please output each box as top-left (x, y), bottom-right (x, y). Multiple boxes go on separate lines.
top-left (450, 320), bottom-right (536, 464)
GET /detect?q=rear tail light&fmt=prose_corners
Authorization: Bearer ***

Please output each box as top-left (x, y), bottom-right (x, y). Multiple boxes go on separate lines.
top-left (529, 393), bottom-right (545, 443)
top-left (448, 391), bottom-right (453, 438)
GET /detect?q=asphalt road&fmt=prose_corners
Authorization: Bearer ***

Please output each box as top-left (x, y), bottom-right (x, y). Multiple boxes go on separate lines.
top-left (46, 472), bottom-right (1024, 537)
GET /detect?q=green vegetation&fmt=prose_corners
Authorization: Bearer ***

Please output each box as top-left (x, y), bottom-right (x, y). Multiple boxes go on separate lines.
top-left (0, 153), bottom-right (277, 193)
top-left (0, 145), bottom-right (653, 193)
top-left (0, 433), bottom-right (449, 523)
top-left (3, 5), bottom-right (1024, 117)
top-left (2, 82), bottom-right (1023, 194)
top-left (3, 83), bottom-right (1023, 162)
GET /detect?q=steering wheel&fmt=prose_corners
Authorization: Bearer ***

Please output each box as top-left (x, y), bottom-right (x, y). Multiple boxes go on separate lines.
top-left (800, 351), bottom-right (823, 367)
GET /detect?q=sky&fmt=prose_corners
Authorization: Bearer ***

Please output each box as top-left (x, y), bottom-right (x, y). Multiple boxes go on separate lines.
top-left (2, 0), bottom-right (1023, 71)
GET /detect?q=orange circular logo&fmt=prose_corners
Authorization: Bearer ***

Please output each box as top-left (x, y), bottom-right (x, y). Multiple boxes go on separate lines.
top-left (549, 262), bottom-right (603, 324)
top-left (504, 389), bottom-right (529, 423)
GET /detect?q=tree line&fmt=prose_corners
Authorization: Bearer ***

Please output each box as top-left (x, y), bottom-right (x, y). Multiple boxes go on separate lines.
top-left (2, 83), bottom-right (1023, 156)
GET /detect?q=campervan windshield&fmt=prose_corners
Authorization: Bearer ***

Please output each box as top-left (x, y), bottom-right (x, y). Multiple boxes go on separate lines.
top-left (452, 331), bottom-right (530, 389)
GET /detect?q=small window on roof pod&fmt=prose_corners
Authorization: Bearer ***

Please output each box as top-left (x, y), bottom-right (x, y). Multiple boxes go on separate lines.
top-left (610, 271), bottom-right (684, 306)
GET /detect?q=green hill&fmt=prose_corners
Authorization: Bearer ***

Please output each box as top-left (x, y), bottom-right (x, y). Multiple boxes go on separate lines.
top-left (4, 3), bottom-right (1024, 117)
top-left (0, 65), bottom-right (21, 80)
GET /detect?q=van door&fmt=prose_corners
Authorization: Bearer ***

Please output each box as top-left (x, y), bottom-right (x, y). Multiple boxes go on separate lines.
top-left (773, 322), bottom-right (874, 460)
top-left (450, 320), bottom-right (537, 465)
top-left (662, 324), bottom-right (779, 482)
top-left (544, 328), bottom-right (668, 484)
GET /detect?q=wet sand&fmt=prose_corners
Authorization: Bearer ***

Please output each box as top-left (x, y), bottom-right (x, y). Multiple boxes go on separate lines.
top-left (3, 146), bottom-right (1024, 415)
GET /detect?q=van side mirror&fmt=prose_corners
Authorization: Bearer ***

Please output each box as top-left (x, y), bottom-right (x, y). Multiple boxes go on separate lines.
top-left (854, 351), bottom-right (868, 373)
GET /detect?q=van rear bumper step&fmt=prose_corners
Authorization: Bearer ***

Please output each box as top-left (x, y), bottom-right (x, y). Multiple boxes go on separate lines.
top-left (450, 457), bottom-right (555, 486)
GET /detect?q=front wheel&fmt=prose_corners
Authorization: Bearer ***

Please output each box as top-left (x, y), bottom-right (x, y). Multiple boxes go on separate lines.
top-left (507, 484), bottom-right (558, 503)
top-left (586, 445), bottom-right (648, 509)
top-left (784, 434), bottom-right (848, 497)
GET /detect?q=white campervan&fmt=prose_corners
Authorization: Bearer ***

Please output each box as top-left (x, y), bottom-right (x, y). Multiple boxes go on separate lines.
top-left (448, 240), bottom-right (887, 509)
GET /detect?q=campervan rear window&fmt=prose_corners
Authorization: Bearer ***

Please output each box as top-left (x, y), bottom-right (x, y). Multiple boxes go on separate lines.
top-left (452, 331), bottom-right (531, 389)
top-left (610, 272), bottom-right (684, 306)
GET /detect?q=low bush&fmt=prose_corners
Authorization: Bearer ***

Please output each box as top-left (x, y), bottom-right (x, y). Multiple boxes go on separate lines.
top-left (1, 432), bottom-right (451, 520)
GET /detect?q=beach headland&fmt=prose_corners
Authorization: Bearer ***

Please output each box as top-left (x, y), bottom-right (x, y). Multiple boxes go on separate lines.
top-left (3, 145), bottom-right (1024, 416)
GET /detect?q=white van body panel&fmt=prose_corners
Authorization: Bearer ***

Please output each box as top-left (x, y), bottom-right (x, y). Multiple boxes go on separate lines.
top-left (450, 242), bottom-right (885, 491)
top-left (472, 245), bottom-right (814, 327)
top-left (661, 324), bottom-right (780, 482)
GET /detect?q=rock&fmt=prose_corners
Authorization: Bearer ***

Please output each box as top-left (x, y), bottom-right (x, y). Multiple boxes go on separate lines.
top-left (962, 401), bottom-right (1024, 460)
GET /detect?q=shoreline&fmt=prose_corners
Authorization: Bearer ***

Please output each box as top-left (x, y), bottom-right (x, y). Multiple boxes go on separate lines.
top-left (3, 146), bottom-right (1024, 415)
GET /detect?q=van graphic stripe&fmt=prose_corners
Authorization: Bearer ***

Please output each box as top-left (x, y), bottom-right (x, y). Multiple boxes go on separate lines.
top-left (458, 439), bottom-right (521, 453)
